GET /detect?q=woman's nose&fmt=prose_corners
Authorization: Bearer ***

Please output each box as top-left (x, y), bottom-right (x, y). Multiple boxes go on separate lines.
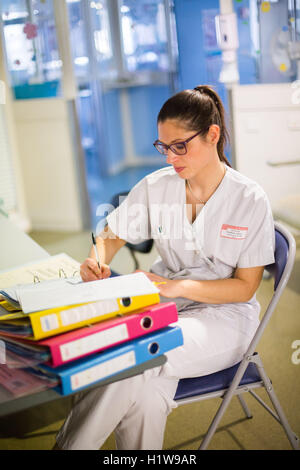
top-left (166, 149), bottom-right (179, 165)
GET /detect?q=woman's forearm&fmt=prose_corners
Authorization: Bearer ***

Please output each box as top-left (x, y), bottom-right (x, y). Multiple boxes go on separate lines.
top-left (179, 278), bottom-right (253, 304)
top-left (89, 226), bottom-right (126, 265)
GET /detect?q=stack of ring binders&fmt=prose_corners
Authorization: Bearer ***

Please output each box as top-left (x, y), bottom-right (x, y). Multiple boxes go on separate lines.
top-left (0, 269), bottom-right (183, 399)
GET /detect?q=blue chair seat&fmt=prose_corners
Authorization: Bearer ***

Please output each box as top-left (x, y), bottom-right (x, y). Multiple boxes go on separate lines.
top-left (174, 361), bottom-right (261, 400)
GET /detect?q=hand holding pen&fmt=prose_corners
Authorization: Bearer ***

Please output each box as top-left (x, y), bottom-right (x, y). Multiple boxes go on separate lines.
top-left (92, 232), bottom-right (101, 269)
top-left (79, 233), bottom-right (111, 282)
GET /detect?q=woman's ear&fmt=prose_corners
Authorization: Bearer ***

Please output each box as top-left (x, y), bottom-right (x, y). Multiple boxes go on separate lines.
top-left (207, 125), bottom-right (220, 145)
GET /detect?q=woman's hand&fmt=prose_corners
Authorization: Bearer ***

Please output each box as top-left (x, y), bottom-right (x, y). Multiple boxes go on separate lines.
top-left (80, 258), bottom-right (111, 282)
top-left (135, 270), bottom-right (182, 298)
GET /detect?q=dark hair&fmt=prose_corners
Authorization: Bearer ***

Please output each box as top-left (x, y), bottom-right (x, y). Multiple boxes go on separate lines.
top-left (157, 85), bottom-right (231, 167)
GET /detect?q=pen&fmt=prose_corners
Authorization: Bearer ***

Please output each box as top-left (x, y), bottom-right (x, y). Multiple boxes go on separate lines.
top-left (91, 232), bottom-right (101, 270)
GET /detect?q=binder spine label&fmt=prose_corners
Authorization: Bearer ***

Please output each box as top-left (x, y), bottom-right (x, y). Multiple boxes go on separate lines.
top-left (60, 324), bottom-right (129, 362)
top-left (41, 314), bottom-right (60, 332)
top-left (70, 350), bottom-right (136, 391)
top-left (60, 299), bottom-right (119, 326)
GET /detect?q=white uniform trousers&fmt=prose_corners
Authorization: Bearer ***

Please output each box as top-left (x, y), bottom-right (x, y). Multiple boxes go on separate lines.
top-left (56, 308), bottom-right (259, 450)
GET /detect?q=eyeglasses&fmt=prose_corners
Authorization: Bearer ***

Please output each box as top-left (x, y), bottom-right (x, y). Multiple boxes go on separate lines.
top-left (153, 130), bottom-right (202, 156)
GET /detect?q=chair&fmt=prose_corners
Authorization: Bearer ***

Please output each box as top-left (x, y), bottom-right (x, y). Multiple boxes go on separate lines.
top-left (110, 191), bottom-right (154, 270)
top-left (174, 221), bottom-right (299, 450)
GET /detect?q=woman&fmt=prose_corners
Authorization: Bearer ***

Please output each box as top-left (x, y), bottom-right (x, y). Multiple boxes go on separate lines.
top-left (55, 85), bottom-right (275, 450)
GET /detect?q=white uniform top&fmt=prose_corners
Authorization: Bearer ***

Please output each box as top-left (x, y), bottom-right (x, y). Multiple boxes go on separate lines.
top-left (106, 163), bottom-right (275, 331)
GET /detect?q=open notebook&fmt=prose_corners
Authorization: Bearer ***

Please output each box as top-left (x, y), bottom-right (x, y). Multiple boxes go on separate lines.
top-left (0, 253), bottom-right (81, 289)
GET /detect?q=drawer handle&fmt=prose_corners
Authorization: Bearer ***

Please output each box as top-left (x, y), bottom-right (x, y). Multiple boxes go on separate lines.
top-left (267, 160), bottom-right (300, 167)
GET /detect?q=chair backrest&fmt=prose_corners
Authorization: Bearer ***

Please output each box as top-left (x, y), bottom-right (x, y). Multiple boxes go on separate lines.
top-left (109, 191), bottom-right (154, 254)
top-left (265, 222), bottom-right (296, 291)
top-left (110, 191), bottom-right (131, 211)
top-left (245, 221), bottom-right (296, 356)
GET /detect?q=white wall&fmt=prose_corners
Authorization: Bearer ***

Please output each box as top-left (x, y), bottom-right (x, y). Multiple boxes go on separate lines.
top-left (13, 98), bottom-right (88, 231)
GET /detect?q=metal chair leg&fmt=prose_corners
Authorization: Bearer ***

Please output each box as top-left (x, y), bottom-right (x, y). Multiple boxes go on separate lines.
top-left (128, 247), bottom-right (139, 270)
top-left (198, 397), bottom-right (232, 450)
top-left (198, 360), bottom-right (251, 450)
top-left (237, 394), bottom-right (252, 419)
top-left (252, 354), bottom-right (300, 450)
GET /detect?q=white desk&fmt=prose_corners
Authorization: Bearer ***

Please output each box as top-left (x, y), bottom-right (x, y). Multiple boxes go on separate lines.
top-left (0, 213), bottom-right (49, 271)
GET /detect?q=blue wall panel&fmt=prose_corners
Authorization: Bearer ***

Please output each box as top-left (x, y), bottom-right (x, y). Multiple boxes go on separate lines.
top-left (128, 85), bottom-right (170, 157)
top-left (174, 0), bottom-right (220, 90)
top-left (173, 0), bottom-right (258, 164)
top-left (102, 90), bottom-right (125, 172)
top-left (235, 0), bottom-right (257, 85)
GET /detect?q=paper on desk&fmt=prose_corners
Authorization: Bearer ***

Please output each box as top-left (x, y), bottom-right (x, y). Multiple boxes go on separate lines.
top-left (17, 272), bottom-right (160, 314)
top-left (2, 276), bottom-right (82, 304)
top-left (0, 253), bottom-right (81, 291)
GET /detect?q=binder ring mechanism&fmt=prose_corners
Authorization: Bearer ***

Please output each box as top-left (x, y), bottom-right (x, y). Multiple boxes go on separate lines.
top-left (120, 298), bottom-right (153, 330)
top-left (148, 342), bottom-right (160, 355)
top-left (141, 316), bottom-right (153, 330)
top-left (121, 297), bottom-right (131, 307)
top-left (33, 269), bottom-right (79, 283)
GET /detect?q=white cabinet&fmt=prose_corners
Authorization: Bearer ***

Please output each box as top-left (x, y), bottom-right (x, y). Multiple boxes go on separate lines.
top-left (230, 83), bottom-right (300, 229)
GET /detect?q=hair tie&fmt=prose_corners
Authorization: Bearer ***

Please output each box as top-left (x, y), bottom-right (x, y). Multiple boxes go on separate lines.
top-left (194, 86), bottom-right (219, 107)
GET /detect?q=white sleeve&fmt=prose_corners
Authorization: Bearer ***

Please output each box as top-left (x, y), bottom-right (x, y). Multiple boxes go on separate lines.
top-left (237, 194), bottom-right (275, 268)
top-left (105, 177), bottom-right (151, 244)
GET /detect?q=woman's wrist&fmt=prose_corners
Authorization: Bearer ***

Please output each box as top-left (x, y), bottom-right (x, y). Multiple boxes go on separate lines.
top-left (177, 279), bottom-right (194, 298)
